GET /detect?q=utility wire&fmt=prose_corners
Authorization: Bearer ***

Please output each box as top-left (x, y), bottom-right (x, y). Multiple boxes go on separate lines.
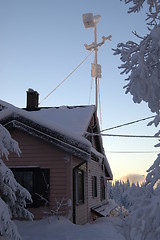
top-left (39, 50), bottom-right (94, 105)
top-left (98, 115), bottom-right (156, 133)
top-left (106, 151), bottom-right (159, 154)
top-left (91, 133), bottom-right (160, 138)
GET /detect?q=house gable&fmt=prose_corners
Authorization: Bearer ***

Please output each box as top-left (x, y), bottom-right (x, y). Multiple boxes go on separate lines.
top-left (0, 102), bottom-right (112, 180)
top-left (86, 113), bottom-right (104, 153)
top-left (2, 115), bottom-right (91, 162)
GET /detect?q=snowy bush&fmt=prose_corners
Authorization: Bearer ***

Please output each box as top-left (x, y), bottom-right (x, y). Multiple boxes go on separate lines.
top-left (0, 124), bottom-right (33, 240)
top-left (45, 197), bottom-right (72, 221)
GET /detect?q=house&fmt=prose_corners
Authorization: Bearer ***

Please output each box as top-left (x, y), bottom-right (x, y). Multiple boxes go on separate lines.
top-left (0, 89), bottom-right (113, 224)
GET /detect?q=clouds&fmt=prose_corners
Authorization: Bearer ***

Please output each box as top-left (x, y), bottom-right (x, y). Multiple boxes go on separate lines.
top-left (120, 173), bottom-right (146, 184)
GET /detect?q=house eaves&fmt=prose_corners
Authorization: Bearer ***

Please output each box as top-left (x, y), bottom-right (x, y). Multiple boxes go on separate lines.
top-left (4, 118), bottom-right (91, 161)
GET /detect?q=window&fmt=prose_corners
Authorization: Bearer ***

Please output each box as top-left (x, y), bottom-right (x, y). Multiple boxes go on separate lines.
top-left (100, 176), bottom-right (105, 201)
top-left (75, 169), bottom-right (85, 204)
top-left (92, 176), bottom-right (97, 198)
top-left (11, 167), bottom-right (50, 207)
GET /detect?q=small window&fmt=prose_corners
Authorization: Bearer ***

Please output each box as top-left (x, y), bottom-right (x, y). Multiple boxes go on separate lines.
top-left (76, 169), bottom-right (85, 204)
top-left (100, 176), bottom-right (105, 201)
top-left (11, 167), bottom-right (50, 207)
top-left (92, 176), bottom-right (97, 198)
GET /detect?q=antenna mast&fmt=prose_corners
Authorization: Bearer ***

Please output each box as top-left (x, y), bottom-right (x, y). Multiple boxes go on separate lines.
top-left (82, 13), bottom-right (112, 114)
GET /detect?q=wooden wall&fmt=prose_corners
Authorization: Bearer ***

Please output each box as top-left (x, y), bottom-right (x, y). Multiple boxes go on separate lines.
top-left (3, 128), bottom-right (109, 224)
top-left (4, 129), bottom-right (72, 219)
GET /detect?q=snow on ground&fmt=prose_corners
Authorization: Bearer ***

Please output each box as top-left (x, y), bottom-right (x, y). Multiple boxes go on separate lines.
top-left (16, 216), bottom-right (125, 240)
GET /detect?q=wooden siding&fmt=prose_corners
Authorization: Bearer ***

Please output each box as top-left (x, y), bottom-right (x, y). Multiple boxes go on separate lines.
top-left (4, 129), bottom-right (72, 219)
top-left (88, 159), bottom-right (109, 221)
top-left (71, 156), bottom-right (109, 224)
top-left (3, 128), bottom-right (110, 224)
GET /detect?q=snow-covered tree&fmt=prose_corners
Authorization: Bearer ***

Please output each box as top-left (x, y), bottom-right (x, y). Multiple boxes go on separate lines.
top-left (109, 180), bottom-right (130, 209)
top-left (122, 193), bottom-right (160, 240)
top-left (110, 179), bottom-right (160, 239)
top-left (114, 1), bottom-right (160, 239)
top-left (114, 0), bottom-right (160, 188)
top-left (0, 124), bottom-right (33, 240)
top-left (109, 180), bottom-right (145, 210)
top-left (115, 1), bottom-right (160, 115)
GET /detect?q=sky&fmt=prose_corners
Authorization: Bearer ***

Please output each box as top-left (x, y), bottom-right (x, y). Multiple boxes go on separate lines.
top-left (0, 0), bottom-right (159, 181)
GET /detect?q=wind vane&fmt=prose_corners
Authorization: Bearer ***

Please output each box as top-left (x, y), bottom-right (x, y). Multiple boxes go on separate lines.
top-left (82, 13), bottom-right (112, 114)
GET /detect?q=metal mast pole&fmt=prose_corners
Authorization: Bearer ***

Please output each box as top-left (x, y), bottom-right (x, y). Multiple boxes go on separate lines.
top-left (94, 22), bottom-right (98, 113)
top-left (82, 13), bottom-right (112, 115)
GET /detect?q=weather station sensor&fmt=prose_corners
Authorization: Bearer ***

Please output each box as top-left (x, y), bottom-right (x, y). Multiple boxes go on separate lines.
top-left (82, 12), bottom-right (112, 113)
top-left (82, 13), bottom-right (95, 28)
top-left (91, 63), bottom-right (102, 78)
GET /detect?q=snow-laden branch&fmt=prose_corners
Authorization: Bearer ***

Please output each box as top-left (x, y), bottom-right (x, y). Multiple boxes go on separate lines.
top-left (0, 124), bottom-right (21, 159)
top-left (120, 0), bottom-right (145, 13)
top-left (146, 153), bottom-right (160, 189)
top-left (0, 198), bottom-right (21, 240)
top-left (0, 125), bottom-right (33, 239)
top-left (113, 24), bottom-right (160, 115)
top-left (121, 0), bottom-right (160, 26)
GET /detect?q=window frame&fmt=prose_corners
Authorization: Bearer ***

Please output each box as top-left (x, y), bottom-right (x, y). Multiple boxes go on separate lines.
top-left (92, 176), bottom-right (97, 198)
top-left (11, 167), bottom-right (50, 208)
top-left (75, 169), bottom-right (85, 205)
top-left (100, 176), bottom-right (105, 201)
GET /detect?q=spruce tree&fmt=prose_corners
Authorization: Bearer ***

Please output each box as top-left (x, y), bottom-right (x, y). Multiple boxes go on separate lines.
top-left (0, 124), bottom-right (33, 240)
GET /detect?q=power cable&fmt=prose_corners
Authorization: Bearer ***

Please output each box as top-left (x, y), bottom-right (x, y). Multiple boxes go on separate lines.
top-left (91, 133), bottom-right (160, 138)
top-left (106, 151), bottom-right (159, 154)
top-left (39, 50), bottom-right (94, 105)
top-left (98, 115), bottom-right (156, 133)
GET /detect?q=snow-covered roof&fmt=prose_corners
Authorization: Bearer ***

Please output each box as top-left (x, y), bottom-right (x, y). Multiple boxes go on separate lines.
top-left (0, 100), bottom-right (95, 146)
top-left (28, 105), bottom-right (95, 136)
top-left (0, 99), bottom-right (113, 179)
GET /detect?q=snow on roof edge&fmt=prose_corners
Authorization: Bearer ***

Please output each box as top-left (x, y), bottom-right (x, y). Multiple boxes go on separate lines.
top-left (0, 100), bottom-right (94, 148)
top-left (0, 100), bottom-right (112, 177)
